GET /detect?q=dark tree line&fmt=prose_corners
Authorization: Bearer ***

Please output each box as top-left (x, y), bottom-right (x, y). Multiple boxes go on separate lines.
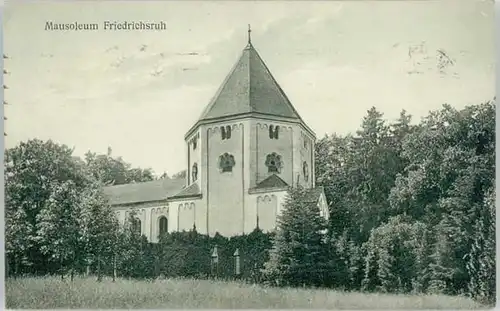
top-left (4, 100), bottom-right (495, 305)
top-left (263, 100), bottom-right (495, 304)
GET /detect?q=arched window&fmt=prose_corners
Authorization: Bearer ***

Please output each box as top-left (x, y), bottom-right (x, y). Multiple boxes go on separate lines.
top-left (219, 153), bottom-right (235, 172)
top-left (226, 125), bottom-right (231, 139)
top-left (303, 161), bottom-right (309, 182)
top-left (132, 218), bottom-right (141, 235)
top-left (269, 125), bottom-right (279, 139)
top-left (265, 152), bottom-right (282, 173)
top-left (158, 216), bottom-right (168, 236)
top-left (192, 163), bottom-right (198, 182)
top-left (221, 126), bottom-right (226, 140)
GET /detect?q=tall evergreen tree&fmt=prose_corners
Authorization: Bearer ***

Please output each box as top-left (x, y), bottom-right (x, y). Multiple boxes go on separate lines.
top-left (262, 186), bottom-right (328, 287)
top-left (346, 107), bottom-right (399, 243)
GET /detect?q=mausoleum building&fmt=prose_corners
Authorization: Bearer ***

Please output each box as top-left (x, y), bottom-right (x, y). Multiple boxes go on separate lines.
top-left (104, 30), bottom-right (329, 241)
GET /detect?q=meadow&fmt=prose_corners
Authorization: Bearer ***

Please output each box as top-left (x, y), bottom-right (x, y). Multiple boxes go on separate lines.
top-left (6, 276), bottom-right (486, 309)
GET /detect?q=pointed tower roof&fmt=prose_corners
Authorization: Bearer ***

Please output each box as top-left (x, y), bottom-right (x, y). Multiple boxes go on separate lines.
top-left (195, 27), bottom-right (303, 125)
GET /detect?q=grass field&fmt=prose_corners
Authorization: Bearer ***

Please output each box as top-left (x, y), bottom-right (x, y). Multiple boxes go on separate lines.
top-left (5, 276), bottom-right (486, 309)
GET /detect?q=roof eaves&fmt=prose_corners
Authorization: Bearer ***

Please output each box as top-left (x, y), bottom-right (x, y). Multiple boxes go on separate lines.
top-left (185, 112), bottom-right (308, 140)
top-left (168, 194), bottom-right (203, 200)
top-left (109, 198), bottom-right (168, 208)
top-left (248, 186), bottom-right (288, 195)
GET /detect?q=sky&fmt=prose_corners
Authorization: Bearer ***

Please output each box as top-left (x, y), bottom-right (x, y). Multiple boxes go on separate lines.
top-left (4, 0), bottom-right (495, 176)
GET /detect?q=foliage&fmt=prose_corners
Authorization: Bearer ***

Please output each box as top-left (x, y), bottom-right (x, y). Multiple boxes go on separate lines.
top-left (262, 186), bottom-right (329, 287)
top-left (466, 186), bottom-right (496, 305)
top-left (154, 228), bottom-right (273, 282)
top-left (3, 139), bottom-right (273, 281)
top-left (36, 180), bottom-right (86, 279)
top-left (80, 182), bottom-right (119, 281)
top-left (314, 100), bottom-right (495, 299)
top-left (389, 101), bottom-right (495, 295)
top-left (5, 140), bottom-right (95, 275)
top-left (5, 206), bottom-right (34, 276)
top-left (115, 211), bottom-right (154, 279)
top-left (4, 99), bottom-right (495, 305)
top-left (362, 215), bottom-right (429, 294)
top-left (84, 147), bottom-right (155, 185)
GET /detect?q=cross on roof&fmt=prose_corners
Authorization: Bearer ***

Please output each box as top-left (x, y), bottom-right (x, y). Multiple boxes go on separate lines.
top-left (248, 24), bottom-right (251, 44)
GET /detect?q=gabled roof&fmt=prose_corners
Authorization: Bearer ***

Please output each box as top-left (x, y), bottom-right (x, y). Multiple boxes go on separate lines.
top-left (255, 174), bottom-right (289, 190)
top-left (103, 178), bottom-right (185, 206)
top-left (169, 182), bottom-right (202, 199)
top-left (197, 42), bottom-right (303, 122)
top-left (303, 186), bottom-right (325, 205)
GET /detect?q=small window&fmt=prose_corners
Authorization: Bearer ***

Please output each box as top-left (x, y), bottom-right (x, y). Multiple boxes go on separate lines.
top-left (219, 153), bottom-right (235, 172)
top-left (303, 138), bottom-right (308, 149)
top-left (226, 126), bottom-right (232, 139)
top-left (193, 137), bottom-right (197, 150)
top-left (159, 216), bottom-right (168, 236)
top-left (221, 126), bottom-right (226, 140)
top-left (265, 152), bottom-right (282, 173)
top-left (303, 161), bottom-right (309, 182)
top-left (192, 163), bottom-right (198, 181)
top-left (132, 218), bottom-right (141, 235)
top-left (269, 125), bottom-right (279, 139)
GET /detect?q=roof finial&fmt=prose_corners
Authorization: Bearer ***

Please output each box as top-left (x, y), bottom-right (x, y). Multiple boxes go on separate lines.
top-left (247, 24), bottom-right (252, 45)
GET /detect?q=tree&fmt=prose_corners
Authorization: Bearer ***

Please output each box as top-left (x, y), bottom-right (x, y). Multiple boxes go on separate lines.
top-left (84, 147), bottom-right (154, 185)
top-left (262, 186), bottom-right (329, 287)
top-left (315, 134), bottom-right (353, 238)
top-left (362, 216), bottom-right (427, 294)
top-left (334, 230), bottom-right (363, 290)
top-left (314, 108), bottom-right (416, 291)
top-left (5, 139), bottom-right (126, 280)
top-left (116, 210), bottom-right (154, 279)
top-left (5, 139), bottom-right (95, 274)
top-left (389, 100), bottom-right (495, 295)
top-left (36, 180), bottom-right (85, 280)
top-left (466, 186), bottom-right (495, 305)
top-left (80, 182), bottom-right (119, 281)
top-left (347, 107), bottom-right (399, 242)
top-left (5, 206), bottom-right (34, 277)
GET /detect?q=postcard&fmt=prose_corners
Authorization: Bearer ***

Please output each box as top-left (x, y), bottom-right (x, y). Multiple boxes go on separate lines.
top-left (3, 1), bottom-right (495, 309)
